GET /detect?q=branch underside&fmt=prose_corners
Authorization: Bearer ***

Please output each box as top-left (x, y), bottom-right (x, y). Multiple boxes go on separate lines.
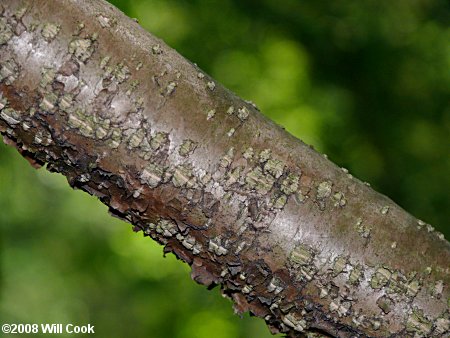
top-left (0, 1), bottom-right (448, 337)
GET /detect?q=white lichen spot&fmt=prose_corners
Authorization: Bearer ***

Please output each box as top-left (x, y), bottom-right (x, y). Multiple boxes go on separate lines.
top-left (227, 128), bottom-right (235, 137)
top-left (237, 106), bottom-right (249, 121)
top-left (282, 313), bottom-right (306, 332)
top-left (0, 108), bottom-right (21, 126)
top-left (317, 181), bottom-right (332, 199)
top-left (41, 22), bottom-right (60, 41)
top-left (381, 205), bottom-right (390, 215)
top-left (391, 241), bottom-right (397, 249)
top-left (197, 72), bottom-right (205, 79)
top-left (34, 129), bottom-right (52, 146)
top-left (426, 224), bottom-right (435, 233)
top-left (242, 285), bottom-right (253, 294)
top-left (165, 81), bottom-right (177, 96)
top-left (152, 44), bottom-right (162, 54)
top-left (207, 81), bottom-right (215, 91)
top-left (208, 237), bottom-right (228, 256)
top-left (227, 106), bottom-right (235, 115)
top-left (206, 109), bottom-right (216, 121)
top-left (341, 167), bottom-right (349, 174)
top-left (97, 14), bottom-right (111, 28)
top-left (69, 38), bottom-right (94, 62)
top-left (267, 277), bottom-right (284, 294)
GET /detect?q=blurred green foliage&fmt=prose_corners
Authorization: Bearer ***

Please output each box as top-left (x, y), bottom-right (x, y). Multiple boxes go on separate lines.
top-left (1, 0), bottom-right (449, 337)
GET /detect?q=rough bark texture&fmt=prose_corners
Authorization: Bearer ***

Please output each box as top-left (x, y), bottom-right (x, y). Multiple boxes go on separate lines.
top-left (0, 1), bottom-right (449, 337)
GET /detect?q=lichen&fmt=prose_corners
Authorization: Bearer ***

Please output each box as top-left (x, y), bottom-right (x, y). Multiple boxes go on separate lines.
top-left (41, 23), bottom-right (60, 41)
top-left (68, 38), bottom-right (94, 62)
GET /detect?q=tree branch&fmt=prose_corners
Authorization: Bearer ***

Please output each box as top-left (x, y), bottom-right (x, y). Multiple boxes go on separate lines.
top-left (0, 0), bottom-right (448, 336)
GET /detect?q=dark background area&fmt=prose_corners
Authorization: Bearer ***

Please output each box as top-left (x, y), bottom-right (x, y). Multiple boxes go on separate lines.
top-left (1, 0), bottom-right (449, 337)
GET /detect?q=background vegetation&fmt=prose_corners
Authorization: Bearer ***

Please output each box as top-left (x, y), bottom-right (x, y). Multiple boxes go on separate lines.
top-left (1, 0), bottom-right (449, 337)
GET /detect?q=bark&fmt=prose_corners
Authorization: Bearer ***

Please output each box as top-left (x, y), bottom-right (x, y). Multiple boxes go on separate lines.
top-left (0, 1), bottom-right (449, 337)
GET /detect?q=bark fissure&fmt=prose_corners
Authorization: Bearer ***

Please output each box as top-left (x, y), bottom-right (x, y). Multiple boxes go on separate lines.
top-left (0, 1), bottom-right (449, 337)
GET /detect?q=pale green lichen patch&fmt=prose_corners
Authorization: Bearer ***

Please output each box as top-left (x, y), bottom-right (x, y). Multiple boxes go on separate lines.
top-left (105, 128), bottom-right (122, 149)
top-left (355, 218), bottom-right (371, 238)
top-left (264, 159), bottom-right (284, 178)
top-left (206, 109), bottom-right (216, 120)
top-left (227, 128), bottom-right (235, 137)
top-left (40, 67), bottom-right (56, 87)
top-left (207, 81), bottom-right (215, 91)
top-left (41, 22), bottom-right (60, 41)
top-left (406, 309), bottom-right (432, 335)
top-left (39, 92), bottom-right (58, 112)
top-left (237, 106), bottom-right (249, 121)
top-left (245, 167), bottom-right (275, 194)
top-left (100, 56), bottom-right (111, 69)
top-left (68, 108), bottom-right (95, 137)
top-left (348, 265), bottom-right (363, 285)
top-left (179, 139), bottom-right (197, 156)
top-left (0, 17), bottom-right (13, 45)
top-left (280, 174), bottom-right (299, 195)
top-left (59, 93), bottom-right (73, 112)
top-left (140, 163), bottom-right (164, 188)
top-left (290, 244), bottom-right (314, 266)
top-left (127, 128), bottom-right (145, 148)
top-left (0, 58), bottom-right (19, 85)
top-left (332, 192), bottom-right (347, 207)
top-left (219, 147), bottom-right (235, 168)
top-left (69, 38), bottom-right (94, 62)
top-left (376, 295), bottom-right (393, 314)
top-left (272, 194), bottom-right (287, 209)
top-left (226, 106), bottom-right (235, 115)
top-left (114, 62), bottom-right (130, 83)
top-left (225, 166), bottom-right (242, 186)
top-left (316, 180), bottom-right (332, 199)
top-left (370, 267), bottom-right (392, 289)
top-left (242, 147), bottom-right (254, 160)
top-left (332, 256), bottom-right (347, 276)
top-left (172, 165), bottom-right (195, 188)
top-left (150, 131), bottom-right (169, 151)
top-left (259, 149), bottom-right (272, 163)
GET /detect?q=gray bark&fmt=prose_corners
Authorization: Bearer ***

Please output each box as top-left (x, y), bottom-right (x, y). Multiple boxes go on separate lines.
top-left (0, 1), bottom-right (449, 337)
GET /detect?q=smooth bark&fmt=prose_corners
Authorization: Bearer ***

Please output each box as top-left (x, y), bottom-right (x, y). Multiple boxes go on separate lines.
top-left (0, 1), bottom-right (449, 337)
